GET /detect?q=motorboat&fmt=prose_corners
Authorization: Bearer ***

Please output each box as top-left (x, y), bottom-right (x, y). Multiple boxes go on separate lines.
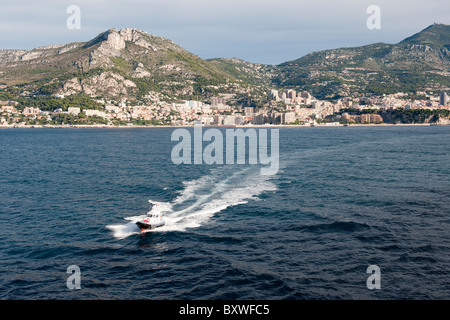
top-left (135, 200), bottom-right (166, 232)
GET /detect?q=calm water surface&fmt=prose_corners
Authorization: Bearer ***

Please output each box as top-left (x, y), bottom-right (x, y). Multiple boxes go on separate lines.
top-left (0, 126), bottom-right (449, 299)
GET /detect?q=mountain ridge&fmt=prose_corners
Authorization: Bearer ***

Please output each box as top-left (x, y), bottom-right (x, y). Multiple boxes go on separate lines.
top-left (0, 27), bottom-right (245, 103)
top-left (1, 24), bottom-right (449, 103)
top-left (272, 23), bottom-right (450, 99)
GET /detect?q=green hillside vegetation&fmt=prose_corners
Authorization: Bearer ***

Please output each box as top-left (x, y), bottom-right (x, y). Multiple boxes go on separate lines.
top-left (0, 24), bottom-right (449, 106)
top-left (273, 23), bottom-right (450, 99)
top-left (0, 91), bottom-right (102, 112)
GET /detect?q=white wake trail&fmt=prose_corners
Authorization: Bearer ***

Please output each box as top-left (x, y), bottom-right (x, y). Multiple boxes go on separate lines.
top-left (107, 166), bottom-right (276, 238)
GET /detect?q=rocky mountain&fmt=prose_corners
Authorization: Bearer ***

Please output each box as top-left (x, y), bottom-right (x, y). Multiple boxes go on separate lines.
top-left (400, 23), bottom-right (450, 48)
top-left (0, 28), bottom-right (263, 104)
top-left (272, 23), bottom-right (450, 99)
top-left (1, 24), bottom-right (449, 104)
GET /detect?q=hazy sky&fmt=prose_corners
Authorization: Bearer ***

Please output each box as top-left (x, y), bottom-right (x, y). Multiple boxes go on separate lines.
top-left (1, 0), bottom-right (449, 65)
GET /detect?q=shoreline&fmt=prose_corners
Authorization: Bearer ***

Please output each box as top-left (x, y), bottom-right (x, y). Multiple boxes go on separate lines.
top-left (0, 123), bottom-right (446, 129)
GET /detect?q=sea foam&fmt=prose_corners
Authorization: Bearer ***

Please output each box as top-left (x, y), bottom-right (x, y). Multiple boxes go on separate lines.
top-left (108, 165), bottom-right (276, 238)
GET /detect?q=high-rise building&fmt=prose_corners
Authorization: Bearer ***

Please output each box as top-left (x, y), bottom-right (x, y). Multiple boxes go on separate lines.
top-left (282, 112), bottom-right (296, 124)
top-left (252, 114), bottom-right (266, 125)
top-left (272, 89), bottom-right (278, 95)
top-left (287, 89), bottom-right (296, 99)
top-left (440, 91), bottom-right (449, 106)
top-left (268, 112), bottom-right (282, 124)
top-left (269, 89), bottom-right (279, 101)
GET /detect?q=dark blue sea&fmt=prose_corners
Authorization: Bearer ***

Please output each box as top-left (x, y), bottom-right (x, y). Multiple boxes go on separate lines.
top-left (0, 126), bottom-right (449, 299)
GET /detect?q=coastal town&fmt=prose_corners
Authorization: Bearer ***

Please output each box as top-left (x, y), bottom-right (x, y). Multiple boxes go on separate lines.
top-left (1, 89), bottom-right (450, 127)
